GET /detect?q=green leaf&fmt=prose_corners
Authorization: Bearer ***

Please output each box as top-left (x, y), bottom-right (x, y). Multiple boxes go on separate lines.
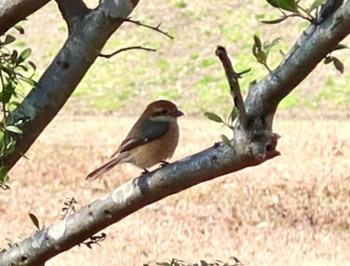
top-left (204, 112), bottom-right (224, 123)
top-left (268, 37), bottom-right (281, 47)
top-left (324, 56), bottom-right (333, 64)
top-left (309, 0), bottom-right (327, 12)
top-left (5, 136), bottom-right (16, 154)
top-left (253, 35), bottom-right (262, 50)
top-left (260, 16), bottom-right (288, 24)
top-left (0, 166), bottom-right (9, 184)
top-left (0, 64), bottom-right (15, 77)
top-left (5, 125), bottom-right (23, 134)
top-left (228, 107), bottom-right (238, 123)
top-left (14, 24), bottom-right (25, 34)
top-left (252, 36), bottom-right (268, 64)
top-left (4, 35), bottom-right (16, 45)
top-left (332, 57), bottom-right (344, 73)
top-left (221, 134), bottom-right (232, 147)
top-left (11, 50), bottom-right (18, 63)
top-left (29, 213), bottom-right (40, 230)
top-left (9, 101), bottom-right (21, 108)
top-left (17, 48), bottom-right (32, 63)
top-left (256, 50), bottom-right (267, 63)
top-left (263, 38), bottom-right (281, 57)
top-left (332, 44), bottom-right (349, 52)
top-left (29, 61), bottom-right (37, 71)
top-left (19, 76), bottom-right (37, 86)
top-left (1, 82), bottom-right (15, 103)
top-left (266, 0), bottom-right (297, 12)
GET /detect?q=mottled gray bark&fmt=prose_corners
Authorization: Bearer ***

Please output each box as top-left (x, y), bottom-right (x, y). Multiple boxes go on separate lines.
top-left (0, 0), bottom-right (50, 36)
top-left (2, 0), bottom-right (139, 171)
top-left (0, 1), bottom-right (350, 266)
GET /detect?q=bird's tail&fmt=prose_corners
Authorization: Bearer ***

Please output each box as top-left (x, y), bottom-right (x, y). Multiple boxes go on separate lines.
top-left (85, 157), bottom-right (122, 181)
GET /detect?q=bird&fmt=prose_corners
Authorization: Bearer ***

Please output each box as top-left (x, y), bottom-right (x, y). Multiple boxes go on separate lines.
top-left (86, 100), bottom-right (184, 181)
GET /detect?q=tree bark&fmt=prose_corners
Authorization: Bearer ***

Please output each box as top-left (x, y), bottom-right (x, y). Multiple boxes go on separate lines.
top-left (1, 2), bottom-right (349, 265)
top-left (0, 0), bottom-right (50, 36)
top-left (2, 0), bottom-right (139, 172)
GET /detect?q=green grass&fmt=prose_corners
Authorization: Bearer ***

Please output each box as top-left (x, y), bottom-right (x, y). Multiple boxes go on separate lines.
top-left (15, 0), bottom-right (350, 115)
top-left (279, 92), bottom-right (300, 109)
top-left (313, 74), bottom-right (350, 109)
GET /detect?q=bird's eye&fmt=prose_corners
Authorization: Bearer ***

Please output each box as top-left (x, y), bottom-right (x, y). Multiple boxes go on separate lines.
top-left (154, 109), bottom-right (168, 116)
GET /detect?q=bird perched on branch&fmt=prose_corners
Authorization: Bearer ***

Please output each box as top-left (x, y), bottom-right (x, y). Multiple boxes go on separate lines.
top-left (86, 100), bottom-right (184, 181)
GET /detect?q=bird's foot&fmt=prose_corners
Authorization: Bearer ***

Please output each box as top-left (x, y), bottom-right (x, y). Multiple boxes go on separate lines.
top-left (140, 169), bottom-right (150, 176)
top-left (159, 160), bottom-right (170, 167)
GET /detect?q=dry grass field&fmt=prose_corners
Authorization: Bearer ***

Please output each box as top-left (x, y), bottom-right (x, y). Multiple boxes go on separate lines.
top-left (0, 115), bottom-right (349, 265)
top-left (1, 0), bottom-right (350, 265)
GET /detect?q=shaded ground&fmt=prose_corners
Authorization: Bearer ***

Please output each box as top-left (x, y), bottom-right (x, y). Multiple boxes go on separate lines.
top-left (0, 117), bottom-right (349, 265)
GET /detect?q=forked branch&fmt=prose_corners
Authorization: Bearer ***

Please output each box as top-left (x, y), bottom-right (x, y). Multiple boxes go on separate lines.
top-left (56, 0), bottom-right (90, 34)
top-left (215, 46), bottom-right (248, 128)
top-left (125, 17), bottom-right (174, 40)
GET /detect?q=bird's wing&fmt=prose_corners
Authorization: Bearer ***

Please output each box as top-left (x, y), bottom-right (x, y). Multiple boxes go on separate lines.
top-left (110, 120), bottom-right (169, 157)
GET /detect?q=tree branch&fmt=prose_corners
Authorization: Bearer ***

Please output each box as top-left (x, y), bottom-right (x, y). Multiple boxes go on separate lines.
top-left (0, 133), bottom-right (280, 265)
top-left (1, 1), bottom-right (350, 265)
top-left (0, 0), bottom-right (50, 36)
top-left (2, 0), bottom-right (140, 173)
top-left (245, 1), bottom-right (350, 124)
top-left (215, 46), bottom-right (248, 128)
top-left (99, 45), bottom-right (156, 58)
top-left (125, 17), bottom-right (175, 40)
top-left (55, 0), bottom-right (90, 34)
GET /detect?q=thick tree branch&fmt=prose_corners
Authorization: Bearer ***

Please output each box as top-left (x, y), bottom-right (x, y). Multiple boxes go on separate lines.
top-left (0, 133), bottom-right (280, 265)
top-left (3, 0), bottom-right (140, 173)
top-left (1, 1), bottom-right (350, 265)
top-left (55, 0), bottom-right (90, 34)
top-left (0, 0), bottom-right (50, 36)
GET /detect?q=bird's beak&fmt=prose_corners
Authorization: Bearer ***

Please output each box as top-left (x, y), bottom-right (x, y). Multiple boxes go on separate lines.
top-left (175, 109), bottom-right (185, 117)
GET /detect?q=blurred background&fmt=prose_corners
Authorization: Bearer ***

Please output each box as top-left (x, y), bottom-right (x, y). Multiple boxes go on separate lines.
top-left (0, 1), bottom-right (349, 265)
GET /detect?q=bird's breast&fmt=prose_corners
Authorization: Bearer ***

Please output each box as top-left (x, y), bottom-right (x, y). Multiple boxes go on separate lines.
top-left (129, 122), bottom-right (179, 169)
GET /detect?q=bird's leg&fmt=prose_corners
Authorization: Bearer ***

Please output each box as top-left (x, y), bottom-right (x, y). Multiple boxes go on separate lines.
top-left (159, 160), bottom-right (169, 167)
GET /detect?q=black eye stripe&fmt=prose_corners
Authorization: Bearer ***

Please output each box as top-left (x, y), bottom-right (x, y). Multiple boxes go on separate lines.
top-left (153, 110), bottom-right (168, 116)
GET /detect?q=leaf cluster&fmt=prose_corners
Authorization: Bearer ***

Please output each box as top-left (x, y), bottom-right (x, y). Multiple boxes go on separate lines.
top-left (0, 25), bottom-right (37, 188)
top-left (252, 35), bottom-right (280, 72)
top-left (204, 108), bottom-right (238, 148)
top-left (263, 0), bottom-right (327, 24)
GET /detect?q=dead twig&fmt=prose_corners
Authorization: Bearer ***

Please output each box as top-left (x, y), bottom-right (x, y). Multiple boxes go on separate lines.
top-left (80, 232), bottom-right (107, 249)
top-left (215, 46), bottom-right (248, 128)
top-left (60, 196), bottom-right (78, 219)
top-left (125, 18), bottom-right (174, 40)
top-left (99, 45), bottom-right (156, 58)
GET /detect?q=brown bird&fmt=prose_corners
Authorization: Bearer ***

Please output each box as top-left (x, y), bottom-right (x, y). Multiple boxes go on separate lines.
top-left (86, 100), bottom-right (184, 180)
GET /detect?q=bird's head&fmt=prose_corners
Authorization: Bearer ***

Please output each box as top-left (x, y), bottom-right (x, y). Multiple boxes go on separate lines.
top-left (145, 100), bottom-right (184, 122)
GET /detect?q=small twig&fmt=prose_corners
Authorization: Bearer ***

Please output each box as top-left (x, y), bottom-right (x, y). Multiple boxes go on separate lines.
top-left (99, 45), bottom-right (156, 59)
top-left (60, 196), bottom-right (77, 219)
top-left (80, 232), bottom-right (107, 249)
top-left (215, 46), bottom-right (248, 128)
top-left (124, 17), bottom-right (174, 40)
